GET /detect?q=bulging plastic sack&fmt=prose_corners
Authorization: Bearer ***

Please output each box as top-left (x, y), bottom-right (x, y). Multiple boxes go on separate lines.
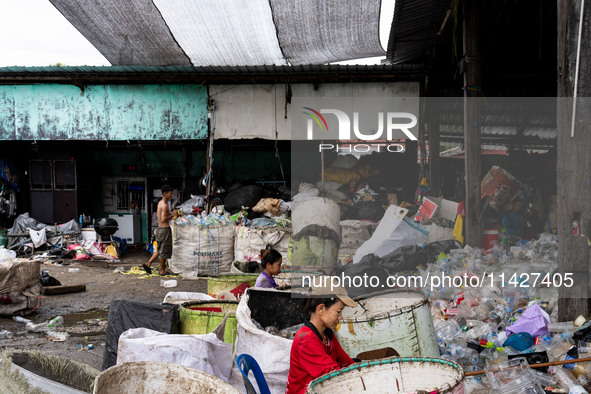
top-left (0, 246), bottom-right (16, 262)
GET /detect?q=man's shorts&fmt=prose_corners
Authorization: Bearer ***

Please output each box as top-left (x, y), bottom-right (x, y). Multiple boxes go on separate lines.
top-left (155, 227), bottom-right (172, 259)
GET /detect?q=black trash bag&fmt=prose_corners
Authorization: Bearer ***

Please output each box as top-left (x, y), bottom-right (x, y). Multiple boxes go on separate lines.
top-left (48, 248), bottom-right (75, 258)
top-left (378, 240), bottom-right (462, 273)
top-left (339, 204), bottom-right (358, 220)
top-left (424, 240), bottom-right (464, 257)
top-left (332, 261), bottom-right (391, 299)
top-left (379, 244), bottom-right (430, 272)
top-left (223, 185), bottom-right (264, 213)
top-left (574, 326), bottom-right (591, 345)
top-left (331, 240), bottom-right (462, 298)
top-left (355, 201), bottom-right (385, 221)
top-left (102, 300), bottom-right (179, 370)
top-left (39, 271), bottom-right (61, 287)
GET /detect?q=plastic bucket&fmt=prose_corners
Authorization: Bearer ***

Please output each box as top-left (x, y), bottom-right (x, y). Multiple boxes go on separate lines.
top-left (307, 357), bottom-right (464, 394)
top-left (207, 274), bottom-right (258, 299)
top-left (336, 289), bottom-right (439, 359)
top-left (482, 229), bottom-right (499, 250)
top-left (81, 228), bottom-right (97, 243)
top-left (179, 300), bottom-right (239, 346)
top-left (93, 361), bottom-right (239, 393)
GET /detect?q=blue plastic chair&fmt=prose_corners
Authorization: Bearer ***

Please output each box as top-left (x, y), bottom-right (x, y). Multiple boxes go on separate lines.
top-left (235, 354), bottom-right (271, 394)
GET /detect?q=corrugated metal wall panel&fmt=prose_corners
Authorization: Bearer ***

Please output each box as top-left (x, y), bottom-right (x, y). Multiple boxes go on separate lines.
top-left (0, 84), bottom-right (208, 140)
top-left (211, 81), bottom-right (420, 140)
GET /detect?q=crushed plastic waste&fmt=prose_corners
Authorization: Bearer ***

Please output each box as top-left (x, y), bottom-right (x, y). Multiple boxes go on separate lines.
top-left (172, 209), bottom-right (233, 227)
top-left (422, 233), bottom-right (591, 392)
top-left (252, 319), bottom-right (304, 340)
top-left (46, 330), bottom-right (69, 342)
top-left (173, 206), bottom-right (292, 228)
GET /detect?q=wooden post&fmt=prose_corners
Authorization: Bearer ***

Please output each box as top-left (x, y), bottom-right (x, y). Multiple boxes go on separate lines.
top-left (320, 140), bottom-right (325, 197)
top-left (557, 0), bottom-right (591, 320)
top-left (182, 147), bottom-right (189, 197)
top-left (463, 0), bottom-right (482, 247)
top-left (428, 99), bottom-right (441, 196)
top-left (419, 80), bottom-right (428, 178)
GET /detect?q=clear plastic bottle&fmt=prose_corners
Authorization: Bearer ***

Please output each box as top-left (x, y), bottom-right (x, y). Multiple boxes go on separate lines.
top-left (447, 343), bottom-right (467, 358)
top-left (457, 348), bottom-right (480, 366)
top-left (497, 346), bottom-right (520, 356)
top-left (0, 329), bottom-right (13, 339)
top-left (547, 340), bottom-right (574, 361)
top-left (12, 316), bottom-right (31, 324)
top-left (496, 330), bottom-right (508, 346)
top-left (577, 374), bottom-right (591, 391)
top-left (435, 319), bottom-right (461, 343)
top-left (22, 316), bottom-right (64, 333)
top-left (465, 324), bottom-right (492, 341)
top-left (531, 369), bottom-right (554, 387)
top-left (479, 347), bottom-right (498, 365)
top-left (458, 299), bottom-right (474, 319)
top-left (48, 316), bottom-right (64, 329)
top-left (486, 331), bottom-right (501, 347)
top-left (25, 321), bottom-right (48, 332)
top-left (554, 368), bottom-right (589, 394)
top-left (548, 321), bottom-right (576, 332)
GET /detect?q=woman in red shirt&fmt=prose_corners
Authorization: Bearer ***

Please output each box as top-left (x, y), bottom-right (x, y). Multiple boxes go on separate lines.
top-left (286, 284), bottom-right (358, 394)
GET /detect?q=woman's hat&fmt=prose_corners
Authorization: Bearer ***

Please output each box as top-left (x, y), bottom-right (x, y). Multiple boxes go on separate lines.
top-left (307, 276), bottom-right (358, 308)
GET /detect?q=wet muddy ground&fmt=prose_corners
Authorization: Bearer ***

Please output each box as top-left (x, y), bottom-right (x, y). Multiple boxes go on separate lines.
top-left (0, 248), bottom-right (207, 370)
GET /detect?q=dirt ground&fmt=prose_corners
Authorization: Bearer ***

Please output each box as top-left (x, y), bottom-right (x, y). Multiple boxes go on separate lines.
top-left (0, 248), bottom-right (207, 371)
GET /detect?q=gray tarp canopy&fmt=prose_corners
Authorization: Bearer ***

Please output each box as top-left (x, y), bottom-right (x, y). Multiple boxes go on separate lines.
top-left (49, 0), bottom-right (386, 66)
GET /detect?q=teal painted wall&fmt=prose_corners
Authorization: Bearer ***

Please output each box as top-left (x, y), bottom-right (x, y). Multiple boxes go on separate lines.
top-left (0, 84), bottom-right (208, 140)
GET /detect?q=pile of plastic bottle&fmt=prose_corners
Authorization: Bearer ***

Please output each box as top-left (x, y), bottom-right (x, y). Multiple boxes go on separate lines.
top-left (172, 206), bottom-right (234, 227)
top-left (419, 233), bottom-right (591, 393)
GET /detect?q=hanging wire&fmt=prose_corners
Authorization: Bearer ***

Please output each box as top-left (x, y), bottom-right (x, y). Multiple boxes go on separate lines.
top-left (571, 0), bottom-right (586, 137)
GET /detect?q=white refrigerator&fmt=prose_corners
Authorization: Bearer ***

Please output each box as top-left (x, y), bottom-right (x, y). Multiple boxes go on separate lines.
top-left (108, 214), bottom-right (141, 244)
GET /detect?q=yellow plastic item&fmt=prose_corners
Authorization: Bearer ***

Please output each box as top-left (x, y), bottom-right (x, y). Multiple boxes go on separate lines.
top-left (453, 213), bottom-right (464, 244)
top-left (105, 244), bottom-right (119, 258)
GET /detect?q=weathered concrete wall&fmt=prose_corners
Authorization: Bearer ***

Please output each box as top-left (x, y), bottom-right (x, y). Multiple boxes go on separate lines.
top-left (0, 84), bottom-right (208, 140)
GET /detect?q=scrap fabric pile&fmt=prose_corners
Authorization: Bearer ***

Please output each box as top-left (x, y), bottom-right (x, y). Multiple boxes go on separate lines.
top-left (421, 233), bottom-right (591, 393)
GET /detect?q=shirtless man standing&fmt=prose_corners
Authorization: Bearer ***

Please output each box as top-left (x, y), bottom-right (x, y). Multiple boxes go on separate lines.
top-left (143, 184), bottom-right (177, 276)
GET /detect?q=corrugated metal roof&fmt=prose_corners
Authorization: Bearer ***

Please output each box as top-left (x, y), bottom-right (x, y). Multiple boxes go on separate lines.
top-left (0, 64), bottom-right (422, 73)
top-left (433, 98), bottom-right (557, 149)
top-left (386, 0), bottom-right (450, 64)
top-left (0, 64), bottom-right (425, 84)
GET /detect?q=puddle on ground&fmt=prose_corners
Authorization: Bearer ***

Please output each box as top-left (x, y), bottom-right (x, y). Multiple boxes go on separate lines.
top-left (68, 331), bottom-right (105, 337)
top-left (62, 310), bottom-right (109, 336)
top-left (63, 310), bottom-right (109, 327)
